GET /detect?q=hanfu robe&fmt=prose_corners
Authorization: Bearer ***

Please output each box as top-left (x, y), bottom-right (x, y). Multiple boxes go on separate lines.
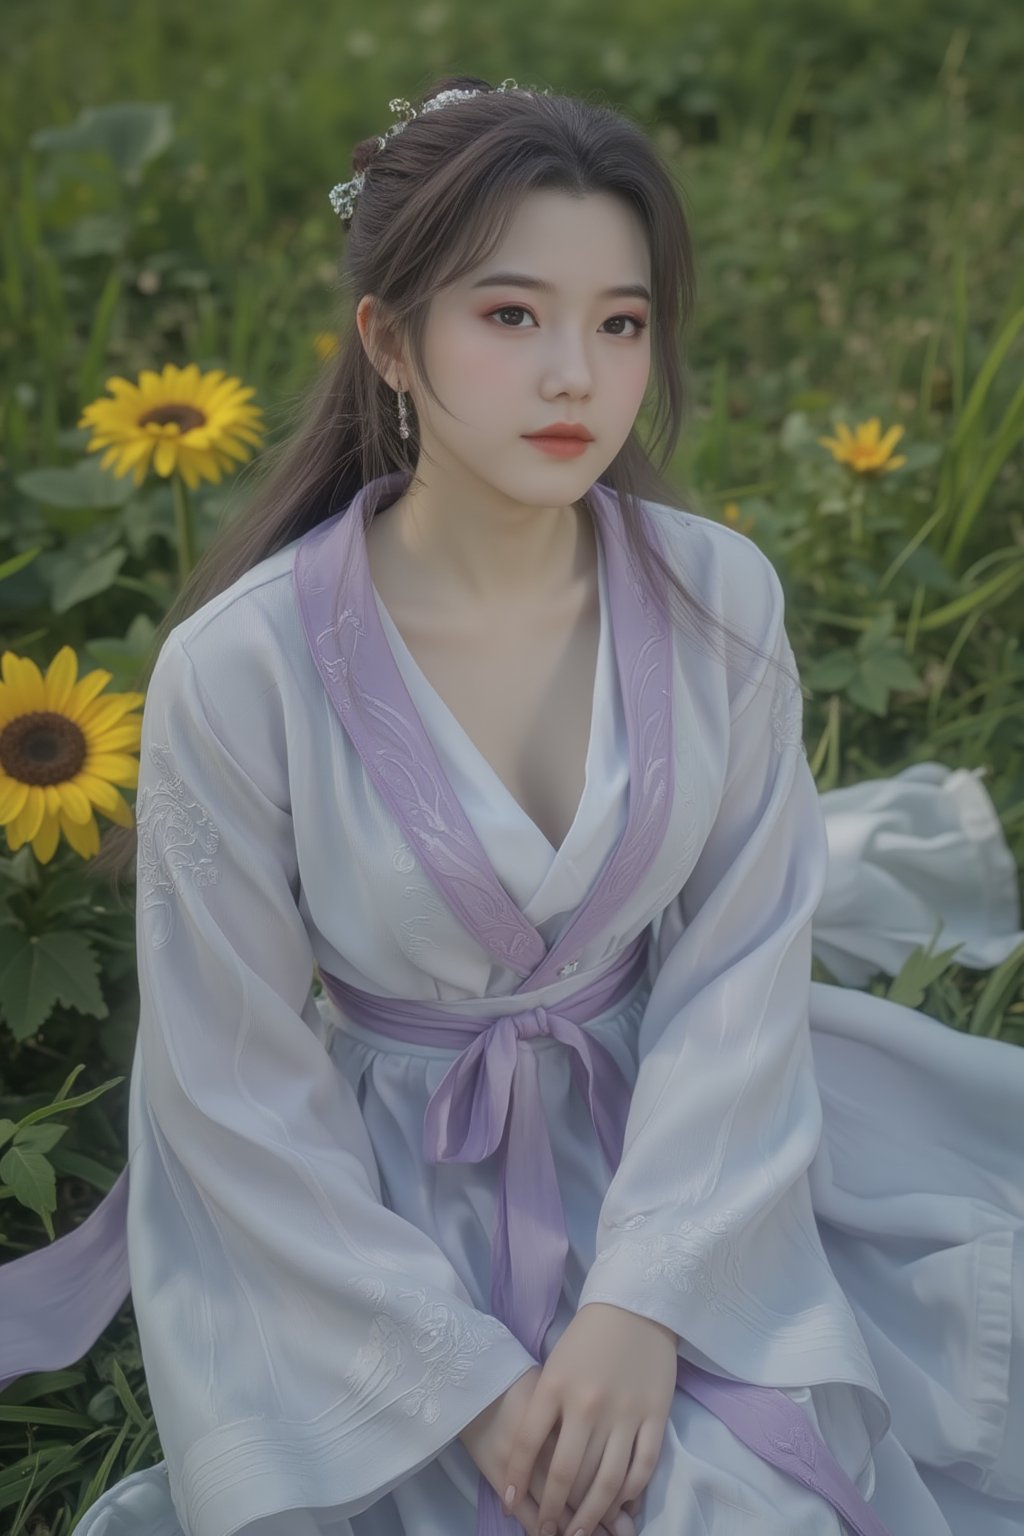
top-left (5, 472), bottom-right (1023, 1536)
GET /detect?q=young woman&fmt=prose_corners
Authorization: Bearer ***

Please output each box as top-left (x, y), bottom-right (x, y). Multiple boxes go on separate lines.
top-left (2, 75), bottom-right (1022, 1536)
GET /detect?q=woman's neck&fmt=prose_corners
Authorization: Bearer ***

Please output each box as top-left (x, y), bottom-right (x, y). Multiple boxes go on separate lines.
top-left (371, 484), bottom-right (596, 607)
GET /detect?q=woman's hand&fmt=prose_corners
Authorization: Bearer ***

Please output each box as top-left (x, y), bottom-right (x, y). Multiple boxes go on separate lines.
top-left (459, 1364), bottom-right (639, 1536)
top-left (502, 1303), bottom-right (678, 1536)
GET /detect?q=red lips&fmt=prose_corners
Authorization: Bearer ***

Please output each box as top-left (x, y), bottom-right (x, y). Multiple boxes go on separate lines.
top-left (523, 422), bottom-right (594, 440)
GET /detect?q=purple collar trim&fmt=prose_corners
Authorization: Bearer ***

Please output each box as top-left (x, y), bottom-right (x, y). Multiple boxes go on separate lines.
top-left (292, 471), bottom-right (675, 988)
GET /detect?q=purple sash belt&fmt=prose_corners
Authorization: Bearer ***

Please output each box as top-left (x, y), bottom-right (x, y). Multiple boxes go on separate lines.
top-left (0, 938), bottom-right (889, 1535)
top-left (318, 938), bottom-right (891, 1536)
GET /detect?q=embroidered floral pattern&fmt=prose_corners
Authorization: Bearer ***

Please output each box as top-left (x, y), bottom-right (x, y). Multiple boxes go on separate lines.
top-left (136, 739), bottom-right (221, 949)
top-left (342, 1274), bottom-right (513, 1423)
top-left (587, 1207), bottom-right (745, 1313)
top-left (770, 636), bottom-right (807, 757)
top-left (767, 1419), bottom-right (819, 1472)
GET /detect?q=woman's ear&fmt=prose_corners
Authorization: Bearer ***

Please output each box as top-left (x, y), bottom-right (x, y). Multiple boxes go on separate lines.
top-left (356, 295), bottom-right (406, 392)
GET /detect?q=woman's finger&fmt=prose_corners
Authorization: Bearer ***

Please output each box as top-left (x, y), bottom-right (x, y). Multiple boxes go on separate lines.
top-left (557, 1424), bottom-right (636, 1536)
top-left (535, 1415), bottom-right (596, 1535)
top-left (513, 1484), bottom-right (634, 1536)
top-left (504, 1388), bottom-right (562, 1523)
top-left (564, 1426), bottom-right (612, 1513)
top-left (613, 1415), bottom-right (666, 1508)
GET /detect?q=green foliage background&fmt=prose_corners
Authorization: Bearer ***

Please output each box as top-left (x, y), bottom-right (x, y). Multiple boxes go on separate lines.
top-left (1, 0), bottom-right (1022, 1529)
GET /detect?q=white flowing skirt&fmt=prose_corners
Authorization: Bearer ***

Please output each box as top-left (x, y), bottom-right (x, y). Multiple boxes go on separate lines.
top-left (72, 765), bottom-right (1024, 1535)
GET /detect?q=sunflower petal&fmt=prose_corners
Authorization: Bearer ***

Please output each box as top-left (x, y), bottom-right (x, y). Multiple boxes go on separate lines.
top-left (105, 376), bottom-right (142, 399)
top-left (177, 458), bottom-right (200, 491)
top-left (59, 807), bottom-right (101, 860)
top-left (155, 439), bottom-right (179, 477)
top-left (10, 786), bottom-right (46, 842)
top-left (0, 779), bottom-right (31, 821)
top-left (68, 669), bottom-right (115, 718)
top-left (80, 694), bottom-right (141, 734)
top-left (77, 773), bottom-right (134, 824)
top-left (877, 424), bottom-right (906, 456)
top-left (75, 772), bottom-right (124, 812)
top-left (56, 782), bottom-right (94, 824)
top-left (85, 753), bottom-right (141, 786)
top-left (31, 813), bottom-right (62, 865)
top-left (44, 646), bottom-right (80, 710)
top-left (94, 721), bottom-right (142, 752)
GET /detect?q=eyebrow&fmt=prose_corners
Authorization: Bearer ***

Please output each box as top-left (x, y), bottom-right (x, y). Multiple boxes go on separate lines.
top-left (470, 271), bottom-right (652, 303)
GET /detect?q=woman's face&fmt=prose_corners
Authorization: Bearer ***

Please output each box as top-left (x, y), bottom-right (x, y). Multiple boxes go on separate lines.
top-left (363, 189), bottom-right (653, 505)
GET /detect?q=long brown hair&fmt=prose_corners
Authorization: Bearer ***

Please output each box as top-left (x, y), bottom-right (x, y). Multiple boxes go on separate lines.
top-left (90, 73), bottom-right (779, 897)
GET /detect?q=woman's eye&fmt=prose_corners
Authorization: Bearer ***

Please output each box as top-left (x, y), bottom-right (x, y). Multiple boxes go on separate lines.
top-left (603, 314), bottom-right (648, 336)
top-left (487, 305), bottom-right (647, 336)
top-left (490, 305), bottom-right (536, 328)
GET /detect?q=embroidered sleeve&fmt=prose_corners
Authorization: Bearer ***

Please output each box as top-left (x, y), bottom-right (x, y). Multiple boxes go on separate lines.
top-left (130, 636), bottom-right (535, 1531)
top-left (576, 560), bottom-right (857, 1378)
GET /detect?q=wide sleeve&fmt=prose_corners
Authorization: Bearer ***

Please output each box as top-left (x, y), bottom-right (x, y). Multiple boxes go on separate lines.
top-left (127, 634), bottom-right (536, 1536)
top-left (576, 553), bottom-right (885, 1415)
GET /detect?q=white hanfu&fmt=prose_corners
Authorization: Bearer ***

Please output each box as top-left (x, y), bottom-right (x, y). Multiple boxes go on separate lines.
top-left (69, 474), bottom-right (1023, 1536)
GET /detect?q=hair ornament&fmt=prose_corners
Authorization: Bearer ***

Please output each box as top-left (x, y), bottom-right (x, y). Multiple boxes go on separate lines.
top-left (328, 78), bottom-right (543, 223)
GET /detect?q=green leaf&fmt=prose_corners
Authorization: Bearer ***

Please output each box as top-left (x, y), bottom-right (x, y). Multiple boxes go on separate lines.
top-left (896, 544), bottom-right (960, 594)
top-left (109, 1356), bottom-right (149, 1431)
top-left (13, 1122), bottom-right (68, 1155)
top-left (75, 1415), bottom-right (133, 1515)
top-left (0, 1439), bottom-right (112, 1512)
top-left (0, 1403), bottom-right (97, 1428)
top-left (14, 1071), bottom-right (124, 1129)
top-left (858, 608), bottom-right (895, 648)
top-left (83, 611), bottom-right (160, 680)
top-left (0, 1143), bottom-right (56, 1228)
top-left (49, 1146), bottom-right (123, 1193)
top-left (16, 460), bottom-right (135, 510)
top-left (803, 649), bottom-right (858, 690)
top-left (919, 563), bottom-right (1024, 630)
top-left (86, 1383), bottom-right (122, 1424)
top-left (32, 867), bottom-right (98, 923)
top-left (0, 928), bottom-right (107, 1041)
top-left (861, 647), bottom-right (921, 691)
top-left (30, 102), bottom-right (175, 186)
top-left (62, 212), bottom-right (132, 259)
top-left (968, 939), bottom-right (1024, 1038)
top-left (0, 546), bottom-right (43, 583)
top-left (0, 1368), bottom-right (86, 1406)
top-left (779, 410), bottom-right (817, 455)
top-left (52, 547), bottom-right (128, 613)
top-left (846, 669), bottom-right (891, 716)
top-left (886, 933), bottom-right (966, 1008)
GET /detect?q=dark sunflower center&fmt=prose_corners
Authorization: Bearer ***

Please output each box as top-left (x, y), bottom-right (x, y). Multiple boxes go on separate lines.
top-left (0, 711), bottom-right (87, 786)
top-left (137, 403), bottom-right (206, 432)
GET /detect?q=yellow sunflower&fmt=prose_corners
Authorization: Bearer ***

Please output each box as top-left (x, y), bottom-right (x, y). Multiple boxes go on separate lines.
top-left (313, 331), bottom-right (340, 361)
top-left (78, 362), bottom-right (265, 491)
top-left (818, 417), bottom-right (907, 474)
top-left (0, 647), bottom-right (144, 865)
top-left (721, 500), bottom-right (756, 536)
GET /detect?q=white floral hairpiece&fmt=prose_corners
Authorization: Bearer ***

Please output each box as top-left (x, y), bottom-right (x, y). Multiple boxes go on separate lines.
top-left (328, 78), bottom-right (538, 222)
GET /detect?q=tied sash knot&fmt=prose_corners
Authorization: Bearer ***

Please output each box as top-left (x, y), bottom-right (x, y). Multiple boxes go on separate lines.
top-left (320, 936), bottom-right (648, 1366)
top-left (422, 1001), bottom-right (632, 1359)
top-left (322, 943), bottom-right (896, 1536)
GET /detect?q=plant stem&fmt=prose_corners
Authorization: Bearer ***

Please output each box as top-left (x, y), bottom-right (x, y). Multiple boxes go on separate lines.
top-left (850, 483), bottom-right (866, 544)
top-left (171, 472), bottom-right (195, 585)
